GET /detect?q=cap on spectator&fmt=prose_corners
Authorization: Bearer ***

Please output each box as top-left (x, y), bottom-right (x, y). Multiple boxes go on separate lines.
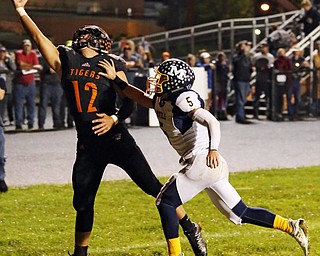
top-left (162, 51), bottom-right (170, 58)
top-left (260, 41), bottom-right (269, 47)
top-left (22, 39), bottom-right (32, 46)
top-left (0, 46), bottom-right (6, 52)
top-left (200, 52), bottom-right (210, 59)
top-left (236, 40), bottom-right (252, 49)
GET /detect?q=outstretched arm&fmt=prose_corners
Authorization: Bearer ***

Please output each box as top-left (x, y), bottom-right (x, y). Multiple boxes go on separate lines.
top-left (11, 0), bottom-right (61, 74)
top-left (98, 59), bottom-right (153, 108)
top-left (189, 108), bottom-right (221, 168)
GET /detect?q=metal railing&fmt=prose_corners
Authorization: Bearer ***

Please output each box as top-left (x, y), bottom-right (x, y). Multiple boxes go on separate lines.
top-left (112, 10), bottom-right (300, 60)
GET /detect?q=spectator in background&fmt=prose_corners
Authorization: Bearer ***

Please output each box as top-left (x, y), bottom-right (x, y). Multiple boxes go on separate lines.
top-left (215, 51), bottom-right (231, 120)
top-left (252, 42), bottom-right (274, 120)
top-left (118, 33), bottom-right (128, 53)
top-left (154, 51), bottom-right (171, 67)
top-left (120, 44), bottom-right (143, 83)
top-left (274, 48), bottom-right (293, 121)
top-left (38, 55), bottom-right (64, 129)
top-left (313, 0), bottom-right (320, 9)
top-left (137, 36), bottom-right (154, 54)
top-left (137, 45), bottom-right (154, 69)
top-left (289, 48), bottom-right (309, 121)
top-left (0, 46), bottom-right (16, 126)
top-left (267, 25), bottom-right (293, 56)
top-left (120, 43), bottom-right (145, 126)
top-left (0, 77), bottom-right (8, 192)
top-left (232, 40), bottom-right (253, 124)
top-left (143, 50), bottom-right (155, 69)
top-left (14, 39), bottom-right (42, 130)
top-left (160, 51), bottom-right (171, 63)
top-left (196, 51), bottom-right (215, 111)
top-left (300, 0), bottom-right (320, 37)
top-left (60, 40), bottom-right (74, 129)
top-left (312, 40), bottom-right (320, 116)
top-left (126, 40), bottom-right (144, 69)
top-left (186, 53), bottom-right (197, 67)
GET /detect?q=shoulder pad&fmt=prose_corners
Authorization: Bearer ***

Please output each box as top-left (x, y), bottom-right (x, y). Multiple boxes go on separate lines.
top-left (175, 90), bottom-right (202, 112)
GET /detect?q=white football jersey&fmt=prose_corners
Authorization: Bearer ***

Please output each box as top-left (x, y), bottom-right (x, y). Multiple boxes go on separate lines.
top-left (153, 90), bottom-right (209, 159)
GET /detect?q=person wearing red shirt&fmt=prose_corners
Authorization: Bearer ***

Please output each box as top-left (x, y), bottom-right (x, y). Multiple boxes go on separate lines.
top-left (14, 39), bottom-right (42, 130)
top-left (274, 48), bottom-right (293, 121)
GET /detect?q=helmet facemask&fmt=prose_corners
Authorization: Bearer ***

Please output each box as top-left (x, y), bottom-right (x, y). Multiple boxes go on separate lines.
top-left (147, 67), bottom-right (169, 95)
top-left (72, 25), bottom-right (112, 54)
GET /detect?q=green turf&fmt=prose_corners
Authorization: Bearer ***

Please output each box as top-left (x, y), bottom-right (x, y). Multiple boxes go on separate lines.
top-left (0, 166), bottom-right (319, 255)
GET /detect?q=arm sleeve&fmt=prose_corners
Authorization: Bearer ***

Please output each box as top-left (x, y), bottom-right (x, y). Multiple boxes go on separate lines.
top-left (116, 97), bottom-right (135, 122)
top-left (192, 108), bottom-right (221, 150)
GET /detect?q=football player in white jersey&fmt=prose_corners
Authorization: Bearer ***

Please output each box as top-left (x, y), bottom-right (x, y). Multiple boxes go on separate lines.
top-left (98, 58), bottom-right (309, 256)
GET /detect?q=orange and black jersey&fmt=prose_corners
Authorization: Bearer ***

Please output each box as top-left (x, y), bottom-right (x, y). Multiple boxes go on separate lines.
top-left (58, 46), bottom-right (128, 138)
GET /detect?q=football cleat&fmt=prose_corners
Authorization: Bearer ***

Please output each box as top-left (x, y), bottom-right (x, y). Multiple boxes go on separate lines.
top-left (67, 251), bottom-right (87, 256)
top-left (0, 180), bottom-right (8, 192)
top-left (184, 222), bottom-right (207, 256)
top-left (289, 218), bottom-right (309, 256)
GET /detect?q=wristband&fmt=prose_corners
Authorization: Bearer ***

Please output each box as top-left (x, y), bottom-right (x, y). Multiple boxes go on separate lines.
top-left (114, 76), bottom-right (128, 90)
top-left (111, 115), bottom-right (119, 125)
top-left (16, 7), bottom-right (27, 17)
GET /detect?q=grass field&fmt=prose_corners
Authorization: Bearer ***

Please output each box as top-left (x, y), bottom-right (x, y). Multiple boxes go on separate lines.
top-left (0, 166), bottom-right (319, 256)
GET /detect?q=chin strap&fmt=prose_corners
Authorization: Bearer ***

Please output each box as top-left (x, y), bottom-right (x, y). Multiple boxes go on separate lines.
top-left (191, 108), bottom-right (221, 151)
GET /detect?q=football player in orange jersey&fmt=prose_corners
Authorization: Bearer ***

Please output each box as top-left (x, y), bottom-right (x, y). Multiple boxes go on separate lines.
top-left (11, 1), bottom-right (207, 255)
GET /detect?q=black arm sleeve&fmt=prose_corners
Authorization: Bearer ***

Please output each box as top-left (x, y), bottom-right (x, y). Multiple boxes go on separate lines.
top-left (116, 97), bottom-right (135, 122)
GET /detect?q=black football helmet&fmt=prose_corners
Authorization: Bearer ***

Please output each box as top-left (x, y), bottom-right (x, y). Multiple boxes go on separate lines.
top-left (147, 58), bottom-right (195, 95)
top-left (72, 25), bottom-right (112, 53)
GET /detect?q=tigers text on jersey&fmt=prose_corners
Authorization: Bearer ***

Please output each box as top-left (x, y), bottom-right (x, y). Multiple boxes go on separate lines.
top-left (153, 90), bottom-right (209, 159)
top-left (58, 46), bottom-right (126, 137)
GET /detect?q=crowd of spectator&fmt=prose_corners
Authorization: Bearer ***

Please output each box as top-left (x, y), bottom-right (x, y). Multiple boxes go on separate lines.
top-left (0, 0), bottom-right (319, 134)
top-left (0, 39), bottom-right (74, 132)
top-left (0, 0), bottom-right (319, 194)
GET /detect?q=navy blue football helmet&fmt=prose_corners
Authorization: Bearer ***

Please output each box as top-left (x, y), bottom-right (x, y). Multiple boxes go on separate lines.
top-left (147, 58), bottom-right (195, 95)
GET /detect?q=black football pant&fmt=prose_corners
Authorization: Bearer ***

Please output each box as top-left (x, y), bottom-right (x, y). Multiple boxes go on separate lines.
top-left (72, 130), bottom-right (162, 232)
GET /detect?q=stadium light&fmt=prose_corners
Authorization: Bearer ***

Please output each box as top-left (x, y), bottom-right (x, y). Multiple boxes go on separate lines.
top-left (255, 29), bottom-right (261, 35)
top-left (255, 0), bottom-right (272, 16)
top-left (260, 3), bottom-right (270, 12)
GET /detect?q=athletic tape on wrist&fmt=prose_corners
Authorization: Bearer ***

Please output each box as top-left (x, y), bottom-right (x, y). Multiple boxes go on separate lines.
top-left (114, 76), bottom-right (128, 90)
top-left (16, 7), bottom-right (27, 17)
top-left (111, 115), bottom-right (119, 125)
